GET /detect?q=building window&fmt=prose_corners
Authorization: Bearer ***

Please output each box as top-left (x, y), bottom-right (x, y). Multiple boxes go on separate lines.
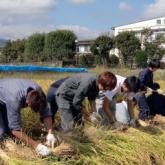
top-left (164, 19), bottom-right (165, 24)
top-left (157, 19), bottom-right (161, 24)
top-left (84, 46), bottom-right (90, 52)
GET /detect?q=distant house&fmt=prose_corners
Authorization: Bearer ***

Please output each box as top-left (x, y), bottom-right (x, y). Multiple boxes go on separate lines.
top-left (112, 16), bottom-right (165, 56)
top-left (76, 40), bottom-right (94, 55)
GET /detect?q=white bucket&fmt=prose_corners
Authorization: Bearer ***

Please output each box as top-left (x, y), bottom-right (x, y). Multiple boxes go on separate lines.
top-left (115, 101), bottom-right (130, 124)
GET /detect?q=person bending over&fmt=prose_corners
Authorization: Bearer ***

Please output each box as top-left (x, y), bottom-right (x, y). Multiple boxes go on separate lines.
top-left (0, 78), bottom-right (56, 157)
top-left (47, 72), bottom-right (117, 132)
top-left (96, 75), bottom-right (141, 128)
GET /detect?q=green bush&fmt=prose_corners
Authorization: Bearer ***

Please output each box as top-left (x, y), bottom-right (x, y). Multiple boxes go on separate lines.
top-left (135, 50), bottom-right (148, 68)
top-left (109, 55), bottom-right (119, 66)
top-left (94, 55), bottom-right (102, 65)
top-left (79, 55), bottom-right (88, 67)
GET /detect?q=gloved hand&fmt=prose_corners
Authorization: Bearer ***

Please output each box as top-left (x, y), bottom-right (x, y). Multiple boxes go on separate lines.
top-left (89, 112), bottom-right (100, 124)
top-left (46, 133), bottom-right (57, 148)
top-left (129, 119), bottom-right (136, 128)
top-left (35, 143), bottom-right (51, 157)
top-left (157, 89), bottom-right (164, 94)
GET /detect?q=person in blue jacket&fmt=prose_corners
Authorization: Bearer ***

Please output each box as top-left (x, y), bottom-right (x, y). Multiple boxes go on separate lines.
top-left (0, 78), bottom-right (56, 157)
top-left (47, 72), bottom-right (117, 132)
top-left (137, 59), bottom-right (160, 120)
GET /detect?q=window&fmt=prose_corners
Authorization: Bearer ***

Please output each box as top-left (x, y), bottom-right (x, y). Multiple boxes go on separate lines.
top-left (157, 19), bottom-right (161, 24)
top-left (164, 19), bottom-right (165, 24)
top-left (84, 46), bottom-right (90, 52)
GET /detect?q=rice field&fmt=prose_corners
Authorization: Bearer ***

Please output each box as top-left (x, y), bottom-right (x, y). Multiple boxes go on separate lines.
top-left (0, 67), bottom-right (165, 165)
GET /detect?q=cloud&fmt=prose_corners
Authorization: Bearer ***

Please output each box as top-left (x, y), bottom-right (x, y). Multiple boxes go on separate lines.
top-left (119, 2), bottom-right (132, 11)
top-left (0, 24), bottom-right (99, 40)
top-left (143, 0), bottom-right (165, 18)
top-left (0, 0), bottom-right (98, 40)
top-left (0, 0), bottom-right (56, 25)
top-left (58, 25), bottom-right (100, 39)
top-left (0, 0), bottom-right (56, 15)
top-left (0, 0), bottom-right (56, 39)
top-left (0, 24), bottom-right (55, 40)
top-left (67, 0), bottom-right (95, 4)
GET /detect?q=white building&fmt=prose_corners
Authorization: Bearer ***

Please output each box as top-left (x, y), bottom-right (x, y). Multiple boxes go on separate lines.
top-left (112, 16), bottom-right (165, 56)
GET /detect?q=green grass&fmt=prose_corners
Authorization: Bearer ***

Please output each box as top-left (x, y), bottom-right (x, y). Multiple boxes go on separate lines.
top-left (0, 67), bottom-right (165, 165)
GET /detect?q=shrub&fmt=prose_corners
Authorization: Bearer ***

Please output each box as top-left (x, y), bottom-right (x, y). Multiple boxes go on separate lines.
top-left (94, 55), bottom-right (102, 65)
top-left (135, 50), bottom-right (148, 68)
top-left (79, 55), bottom-right (88, 67)
top-left (109, 55), bottom-right (119, 66)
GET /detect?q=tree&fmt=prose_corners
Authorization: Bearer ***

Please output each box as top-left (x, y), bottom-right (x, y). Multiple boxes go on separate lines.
top-left (135, 50), bottom-right (148, 68)
top-left (24, 33), bottom-right (45, 62)
top-left (12, 39), bottom-right (26, 62)
top-left (79, 55), bottom-right (88, 67)
top-left (115, 31), bottom-right (141, 67)
top-left (1, 40), bottom-right (12, 63)
top-left (44, 30), bottom-right (77, 61)
top-left (1, 39), bottom-right (25, 63)
top-left (109, 55), bottom-right (119, 67)
top-left (90, 35), bottom-right (114, 66)
top-left (141, 28), bottom-right (153, 49)
top-left (145, 35), bottom-right (165, 60)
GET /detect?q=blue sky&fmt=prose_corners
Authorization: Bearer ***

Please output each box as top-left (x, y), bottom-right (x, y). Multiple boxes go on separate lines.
top-left (0, 0), bottom-right (164, 40)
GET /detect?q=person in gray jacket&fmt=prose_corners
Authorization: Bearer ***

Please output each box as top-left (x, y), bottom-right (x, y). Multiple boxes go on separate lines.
top-left (0, 78), bottom-right (56, 157)
top-left (51, 72), bottom-right (117, 132)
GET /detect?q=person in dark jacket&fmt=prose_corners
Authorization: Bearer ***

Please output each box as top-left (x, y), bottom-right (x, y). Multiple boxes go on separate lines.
top-left (0, 78), bottom-right (56, 157)
top-left (47, 72), bottom-right (117, 132)
top-left (137, 59), bottom-right (160, 120)
top-left (147, 83), bottom-right (165, 116)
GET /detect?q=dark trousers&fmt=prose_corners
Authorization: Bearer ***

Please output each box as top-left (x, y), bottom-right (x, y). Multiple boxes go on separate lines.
top-left (135, 92), bottom-right (150, 120)
top-left (147, 92), bottom-right (165, 116)
top-left (47, 86), bottom-right (58, 123)
top-left (47, 78), bottom-right (67, 123)
top-left (0, 102), bottom-right (10, 140)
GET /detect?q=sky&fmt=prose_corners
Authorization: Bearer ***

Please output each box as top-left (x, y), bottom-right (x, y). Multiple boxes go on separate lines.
top-left (0, 0), bottom-right (165, 40)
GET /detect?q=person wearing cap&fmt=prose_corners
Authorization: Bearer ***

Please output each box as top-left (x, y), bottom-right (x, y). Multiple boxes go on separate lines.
top-left (137, 59), bottom-right (160, 120)
top-left (96, 75), bottom-right (141, 128)
top-left (0, 78), bottom-right (56, 157)
top-left (48, 72), bottom-right (117, 132)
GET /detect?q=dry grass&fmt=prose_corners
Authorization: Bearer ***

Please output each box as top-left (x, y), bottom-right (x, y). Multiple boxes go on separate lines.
top-left (0, 67), bottom-right (165, 165)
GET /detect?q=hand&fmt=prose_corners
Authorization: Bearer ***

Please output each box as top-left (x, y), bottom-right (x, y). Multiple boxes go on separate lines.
top-left (129, 119), bottom-right (136, 128)
top-left (157, 89), bottom-right (164, 94)
top-left (35, 144), bottom-right (51, 157)
top-left (89, 112), bottom-right (100, 124)
top-left (46, 133), bottom-right (57, 148)
top-left (147, 87), bottom-right (153, 93)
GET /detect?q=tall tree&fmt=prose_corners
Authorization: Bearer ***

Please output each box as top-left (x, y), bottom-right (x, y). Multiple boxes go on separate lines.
top-left (1, 40), bottom-right (25, 63)
top-left (44, 30), bottom-right (77, 60)
top-left (145, 35), bottom-right (165, 60)
top-left (12, 39), bottom-right (26, 62)
top-left (115, 31), bottom-right (141, 67)
top-left (24, 33), bottom-right (45, 62)
top-left (90, 35), bottom-right (114, 66)
top-left (1, 40), bottom-right (12, 63)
